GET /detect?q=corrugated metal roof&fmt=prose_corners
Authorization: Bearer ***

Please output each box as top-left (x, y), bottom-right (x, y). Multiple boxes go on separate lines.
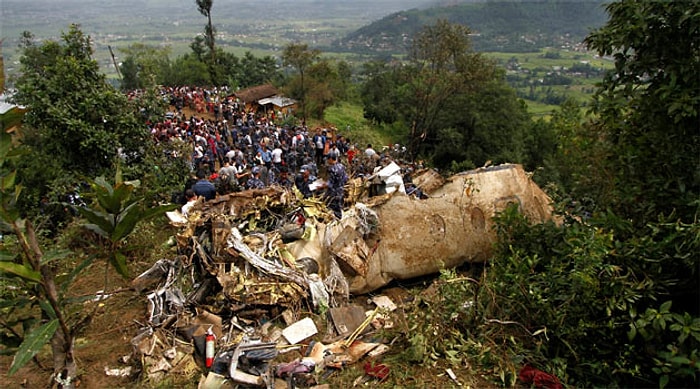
top-left (258, 96), bottom-right (296, 108)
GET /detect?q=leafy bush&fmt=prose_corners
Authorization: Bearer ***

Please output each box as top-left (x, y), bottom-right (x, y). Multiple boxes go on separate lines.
top-left (476, 204), bottom-right (700, 387)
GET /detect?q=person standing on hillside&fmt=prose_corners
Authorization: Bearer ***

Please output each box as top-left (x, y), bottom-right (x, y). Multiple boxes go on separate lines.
top-left (324, 154), bottom-right (347, 219)
top-left (246, 166), bottom-right (266, 189)
top-left (364, 144), bottom-right (377, 158)
top-left (312, 129), bottom-right (326, 167)
top-left (218, 159), bottom-right (239, 193)
top-left (271, 143), bottom-right (284, 171)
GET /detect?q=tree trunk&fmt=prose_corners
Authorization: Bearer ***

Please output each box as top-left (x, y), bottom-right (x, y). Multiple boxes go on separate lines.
top-left (50, 329), bottom-right (76, 389)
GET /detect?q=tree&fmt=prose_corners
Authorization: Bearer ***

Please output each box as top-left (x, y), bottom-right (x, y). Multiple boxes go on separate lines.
top-left (361, 20), bottom-right (526, 169)
top-left (584, 0), bottom-right (700, 225)
top-left (162, 54), bottom-right (212, 87)
top-left (239, 51), bottom-right (280, 88)
top-left (195, 0), bottom-right (217, 84)
top-left (304, 59), bottom-right (349, 119)
top-left (477, 3), bottom-right (700, 387)
top-left (282, 43), bottom-right (321, 123)
top-left (361, 60), bottom-right (401, 125)
top-left (12, 25), bottom-right (149, 219)
top-left (118, 43), bottom-right (172, 90)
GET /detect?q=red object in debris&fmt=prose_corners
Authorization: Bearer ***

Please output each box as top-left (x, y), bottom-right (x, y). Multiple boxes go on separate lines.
top-left (518, 364), bottom-right (563, 389)
top-left (205, 329), bottom-right (215, 368)
top-left (364, 361), bottom-right (390, 382)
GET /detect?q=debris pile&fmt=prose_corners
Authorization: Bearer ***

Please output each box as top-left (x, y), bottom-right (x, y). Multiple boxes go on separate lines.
top-left (125, 164), bottom-right (554, 387)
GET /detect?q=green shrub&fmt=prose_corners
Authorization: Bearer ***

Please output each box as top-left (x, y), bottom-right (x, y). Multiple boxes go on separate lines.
top-left (478, 204), bottom-right (700, 387)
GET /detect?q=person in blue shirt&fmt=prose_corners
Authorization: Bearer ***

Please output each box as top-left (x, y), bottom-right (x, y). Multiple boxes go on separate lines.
top-left (191, 170), bottom-right (217, 200)
top-left (246, 166), bottom-right (266, 189)
top-left (259, 143), bottom-right (273, 167)
top-left (295, 167), bottom-right (314, 198)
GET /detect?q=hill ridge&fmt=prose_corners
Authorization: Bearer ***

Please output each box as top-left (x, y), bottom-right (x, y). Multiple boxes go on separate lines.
top-left (332, 0), bottom-right (608, 53)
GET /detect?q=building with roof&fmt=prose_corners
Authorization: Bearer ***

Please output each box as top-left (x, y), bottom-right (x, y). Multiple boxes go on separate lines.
top-left (232, 84), bottom-right (296, 116)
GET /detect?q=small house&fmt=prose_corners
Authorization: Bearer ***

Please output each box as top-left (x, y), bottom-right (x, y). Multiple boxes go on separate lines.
top-left (232, 84), bottom-right (296, 117)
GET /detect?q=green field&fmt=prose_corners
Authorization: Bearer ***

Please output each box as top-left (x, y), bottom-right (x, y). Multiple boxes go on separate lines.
top-left (485, 48), bottom-right (613, 118)
top-left (487, 49), bottom-right (612, 70)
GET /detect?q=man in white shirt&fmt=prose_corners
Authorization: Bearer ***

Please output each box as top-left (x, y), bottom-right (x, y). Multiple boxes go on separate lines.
top-left (181, 189), bottom-right (197, 217)
top-left (271, 145), bottom-right (284, 170)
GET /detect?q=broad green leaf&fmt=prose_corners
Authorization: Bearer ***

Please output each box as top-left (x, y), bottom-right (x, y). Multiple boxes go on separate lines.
top-left (110, 251), bottom-right (129, 278)
top-left (0, 110), bottom-right (27, 160)
top-left (112, 180), bottom-right (136, 198)
top-left (111, 201), bottom-right (142, 241)
top-left (82, 223), bottom-right (110, 239)
top-left (101, 183), bottom-right (135, 214)
top-left (140, 202), bottom-right (179, 220)
top-left (627, 324), bottom-right (637, 341)
top-left (93, 177), bottom-right (122, 213)
top-left (73, 206), bottom-right (114, 237)
top-left (660, 300), bottom-right (672, 313)
top-left (38, 300), bottom-right (57, 320)
top-left (0, 296), bottom-right (32, 309)
top-left (0, 198), bottom-right (21, 223)
top-left (11, 184), bottom-right (24, 205)
top-left (112, 202), bottom-right (177, 241)
top-left (0, 262), bottom-right (41, 283)
top-left (93, 176), bottom-right (113, 196)
top-left (8, 319), bottom-right (59, 376)
top-left (668, 356), bottom-right (691, 365)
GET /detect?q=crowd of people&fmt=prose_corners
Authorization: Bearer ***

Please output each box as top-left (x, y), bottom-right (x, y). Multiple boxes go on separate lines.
top-left (148, 86), bottom-right (415, 219)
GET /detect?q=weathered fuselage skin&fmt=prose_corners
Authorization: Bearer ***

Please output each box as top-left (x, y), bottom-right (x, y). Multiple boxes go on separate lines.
top-left (342, 164), bottom-right (554, 293)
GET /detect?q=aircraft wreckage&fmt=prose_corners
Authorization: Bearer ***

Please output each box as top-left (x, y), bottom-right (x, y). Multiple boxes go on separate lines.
top-left (164, 163), bottom-right (554, 299)
top-left (128, 163), bottom-right (555, 386)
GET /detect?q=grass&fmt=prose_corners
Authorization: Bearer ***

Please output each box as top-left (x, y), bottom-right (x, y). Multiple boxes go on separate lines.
top-left (526, 101), bottom-right (558, 119)
top-left (317, 101), bottom-right (398, 148)
top-left (483, 48), bottom-right (611, 119)
top-left (486, 49), bottom-right (613, 70)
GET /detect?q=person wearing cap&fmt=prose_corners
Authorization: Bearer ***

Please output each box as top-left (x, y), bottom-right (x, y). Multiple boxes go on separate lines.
top-left (246, 166), bottom-right (265, 190)
top-left (324, 154), bottom-right (347, 219)
top-left (274, 167), bottom-right (294, 188)
top-left (295, 167), bottom-right (313, 198)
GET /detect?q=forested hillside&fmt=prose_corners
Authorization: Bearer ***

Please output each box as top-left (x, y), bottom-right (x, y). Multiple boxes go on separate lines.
top-left (333, 0), bottom-right (608, 53)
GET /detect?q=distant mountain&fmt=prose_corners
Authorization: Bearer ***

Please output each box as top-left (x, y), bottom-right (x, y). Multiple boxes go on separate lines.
top-left (332, 0), bottom-right (608, 53)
